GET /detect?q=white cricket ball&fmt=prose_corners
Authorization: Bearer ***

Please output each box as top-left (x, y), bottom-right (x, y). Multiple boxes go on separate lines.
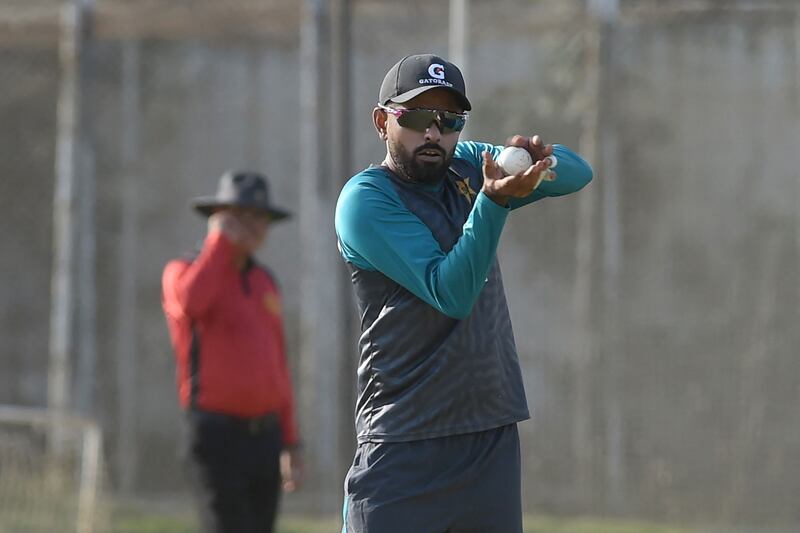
top-left (497, 146), bottom-right (533, 175)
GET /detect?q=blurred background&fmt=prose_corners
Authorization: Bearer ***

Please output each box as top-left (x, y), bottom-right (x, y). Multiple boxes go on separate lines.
top-left (1, 0), bottom-right (799, 531)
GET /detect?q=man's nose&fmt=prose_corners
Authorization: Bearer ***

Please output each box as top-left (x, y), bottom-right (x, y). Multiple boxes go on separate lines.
top-left (424, 121), bottom-right (443, 143)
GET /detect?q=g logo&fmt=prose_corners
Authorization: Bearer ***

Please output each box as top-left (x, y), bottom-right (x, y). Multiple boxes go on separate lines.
top-left (428, 63), bottom-right (445, 80)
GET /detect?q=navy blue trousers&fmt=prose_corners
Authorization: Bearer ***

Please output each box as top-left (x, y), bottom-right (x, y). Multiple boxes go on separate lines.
top-left (343, 424), bottom-right (523, 533)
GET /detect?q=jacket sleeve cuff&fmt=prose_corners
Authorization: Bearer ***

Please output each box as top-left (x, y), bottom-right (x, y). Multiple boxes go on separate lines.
top-left (281, 428), bottom-right (301, 448)
top-left (204, 229), bottom-right (236, 256)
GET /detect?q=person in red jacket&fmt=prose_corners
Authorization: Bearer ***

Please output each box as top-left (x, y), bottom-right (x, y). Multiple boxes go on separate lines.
top-left (162, 171), bottom-right (302, 533)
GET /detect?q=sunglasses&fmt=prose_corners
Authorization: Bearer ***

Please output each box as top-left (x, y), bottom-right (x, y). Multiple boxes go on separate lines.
top-left (379, 104), bottom-right (469, 134)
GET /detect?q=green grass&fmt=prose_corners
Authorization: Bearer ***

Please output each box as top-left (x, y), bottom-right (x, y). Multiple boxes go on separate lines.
top-left (110, 509), bottom-right (702, 533)
top-left (276, 516), bottom-right (340, 533)
top-left (110, 506), bottom-right (196, 533)
top-left (110, 509), bottom-right (339, 533)
top-left (279, 516), bottom-right (699, 533)
top-left (523, 516), bottom-right (698, 533)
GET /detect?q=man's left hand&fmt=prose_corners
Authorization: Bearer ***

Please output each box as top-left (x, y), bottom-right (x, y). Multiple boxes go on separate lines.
top-left (280, 448), bottom-right (304, 492)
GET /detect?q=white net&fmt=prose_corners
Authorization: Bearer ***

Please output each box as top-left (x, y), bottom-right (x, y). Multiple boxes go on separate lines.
top-left (0, 405), bottom-right (107, 533)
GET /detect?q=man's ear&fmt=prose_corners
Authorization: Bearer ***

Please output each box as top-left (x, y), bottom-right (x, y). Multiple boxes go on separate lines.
top-left (373, 107), bottom-right (388, 141)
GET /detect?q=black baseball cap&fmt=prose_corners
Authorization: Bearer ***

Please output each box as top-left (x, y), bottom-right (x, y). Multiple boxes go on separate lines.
top-left (378, 54), bottom-right (471, 111)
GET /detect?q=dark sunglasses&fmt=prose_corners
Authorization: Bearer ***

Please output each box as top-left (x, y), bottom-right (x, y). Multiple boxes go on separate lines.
top-left (379, 104), bottom-right (469, 134)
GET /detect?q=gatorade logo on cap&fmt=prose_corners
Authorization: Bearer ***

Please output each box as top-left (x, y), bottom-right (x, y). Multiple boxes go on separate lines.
top-left (419, 62), bottom-right (453, 88)
top-left (428, 63), bottom-right (445, 80)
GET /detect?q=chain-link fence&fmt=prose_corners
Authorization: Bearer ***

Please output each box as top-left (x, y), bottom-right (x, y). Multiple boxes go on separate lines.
top-left (1, 0), bottom-right (799, 530)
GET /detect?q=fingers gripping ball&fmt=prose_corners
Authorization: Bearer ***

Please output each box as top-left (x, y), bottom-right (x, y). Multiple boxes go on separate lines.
top-left (497, 146), bottom-right (533, 176)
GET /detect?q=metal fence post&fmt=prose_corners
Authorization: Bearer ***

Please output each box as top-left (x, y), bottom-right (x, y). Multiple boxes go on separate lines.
top-left (75, 0), bottom-right (97, 417)
top-left (49, 0), bottom-right (91, 454)
top-left (299, 0), bottom-right (352, 513)
top-left (114, 40), bottom-right (141, 494)
top-left (449, 0), bottom-right (469, 137)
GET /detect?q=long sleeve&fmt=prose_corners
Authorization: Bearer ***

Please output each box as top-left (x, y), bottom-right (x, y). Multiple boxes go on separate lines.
top-left (453, 141), bottom-right (593, 209)
top-left (274, 311), bottom-right (300, 447)
top-left (162, 230), bottom-right (236, 319)
top-left (335, 171), bottom-right (509, 319)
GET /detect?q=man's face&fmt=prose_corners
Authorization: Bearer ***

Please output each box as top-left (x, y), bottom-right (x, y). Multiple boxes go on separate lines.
top-left (381, 89), bottom-right (464, 184)
top-left (230, 206), bottom-right (271, 249)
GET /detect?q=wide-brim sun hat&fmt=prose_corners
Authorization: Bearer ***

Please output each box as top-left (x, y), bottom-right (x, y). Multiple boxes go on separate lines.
top-left (191, 170), bottom-right (290, 221)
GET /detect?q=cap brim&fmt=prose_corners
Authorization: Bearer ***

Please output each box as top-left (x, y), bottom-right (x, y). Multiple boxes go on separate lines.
top-left (191, 198), bottom-right (291, 222)
top-left (388, 85), bottom-right (472, 111)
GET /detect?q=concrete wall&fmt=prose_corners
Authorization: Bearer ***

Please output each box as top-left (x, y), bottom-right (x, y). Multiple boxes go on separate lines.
top-left (0, 0), bottom-right (798, 523)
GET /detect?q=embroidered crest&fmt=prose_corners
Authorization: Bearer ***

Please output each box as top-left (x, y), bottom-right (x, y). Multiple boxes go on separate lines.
top-left (455, 178), bottom-right (477, 204)
top-left (262, 292), bottom-right (282, 316)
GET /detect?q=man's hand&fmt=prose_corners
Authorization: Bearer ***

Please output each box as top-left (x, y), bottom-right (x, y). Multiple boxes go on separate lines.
top-left (280, 447), bottom-right (304, 492)
top-left (481, 151), bottom-right (552, 207)
top-left (506, 134), bottom-right (557, 181)
top-left (208, 210), bottom-right (259, 253)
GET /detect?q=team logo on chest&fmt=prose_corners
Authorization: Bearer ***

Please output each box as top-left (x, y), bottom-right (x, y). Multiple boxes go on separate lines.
top-left (455, 178), bottom-right (477, 204)
top-left (262, 292), bottom-right (282, 316)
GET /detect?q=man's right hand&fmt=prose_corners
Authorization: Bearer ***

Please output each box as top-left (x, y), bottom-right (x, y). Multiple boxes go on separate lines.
top-left (208, 210), bottom-right (257, 253)
top-left (480, 151), bottom-right (551, 207)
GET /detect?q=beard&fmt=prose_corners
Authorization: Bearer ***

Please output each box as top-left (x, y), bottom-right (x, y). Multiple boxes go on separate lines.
top-left (388, 139), bottom-right (454, 184)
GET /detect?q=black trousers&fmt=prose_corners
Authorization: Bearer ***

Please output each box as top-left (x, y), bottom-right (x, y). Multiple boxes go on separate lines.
top-left (183, 410), bottom-right (283, 533)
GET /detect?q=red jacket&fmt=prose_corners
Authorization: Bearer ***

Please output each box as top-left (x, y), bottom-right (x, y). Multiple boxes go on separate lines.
top-left (161, 230), bottom-right (299, 446)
